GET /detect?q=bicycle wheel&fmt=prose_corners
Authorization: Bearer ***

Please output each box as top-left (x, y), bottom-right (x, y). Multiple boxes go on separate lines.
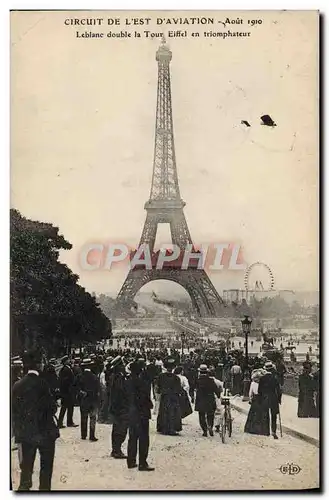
top-left (221, 417), bottom-right (226, 443)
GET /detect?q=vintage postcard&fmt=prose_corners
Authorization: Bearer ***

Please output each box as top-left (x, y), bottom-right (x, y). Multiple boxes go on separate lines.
top-left (10, 10), bottom-right (319, 491)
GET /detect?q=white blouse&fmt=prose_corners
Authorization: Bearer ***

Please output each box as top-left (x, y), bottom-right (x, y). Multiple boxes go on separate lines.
top-left (178, 374), bottom-right (190, 394)
top-left (249, 381), bottom-right (259, 399)
top-left (100, 371), bottom-right (106, 387)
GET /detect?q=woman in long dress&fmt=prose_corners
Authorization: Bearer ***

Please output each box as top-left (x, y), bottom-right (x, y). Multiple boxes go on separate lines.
top-left (156, 359), bottom-right (182, 436)
top-left (208, 367), bottom-right (224, 432)
top-left (297, 362), bottom-right (316, 418)
top-left (174, 366), bottom-right (193, 419)
top-left (244, 369), bottom-right (270, 436)
top-left (230, 361), bottom-right (242, 396)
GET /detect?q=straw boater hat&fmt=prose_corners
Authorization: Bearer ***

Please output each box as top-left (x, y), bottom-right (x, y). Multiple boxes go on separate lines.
top-left (198, 364), bottom-right (209, 375)
top-left (251, 368), bottom-right (266, 382)
top-left (81, 358), bottom-right (92, 368)
top-left (12, 359), bottom-right (23, 367)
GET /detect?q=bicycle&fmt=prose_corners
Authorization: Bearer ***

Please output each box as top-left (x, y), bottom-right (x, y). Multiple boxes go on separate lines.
top-left (219, 392), bottom-right (232, 443)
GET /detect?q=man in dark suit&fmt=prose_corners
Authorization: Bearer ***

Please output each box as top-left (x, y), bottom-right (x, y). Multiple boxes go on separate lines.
top-left (12, 349), bottom-right (60, 491)
top-left (108, 356), bottom-right (130, 459)
top-left (77, 359), bottom-right (100, 441)
top-left (195, 364), bottom-right (221, 437)
top-left (258, 361), bottom-right (282, 439)
top-left (58, 355), bottom-right (78, 428)
top-left (126, 359), bottom-right (154, 471)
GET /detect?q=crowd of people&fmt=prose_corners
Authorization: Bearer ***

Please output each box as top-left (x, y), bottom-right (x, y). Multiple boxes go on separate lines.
top-left (11, 342), bottom-right (320, 491)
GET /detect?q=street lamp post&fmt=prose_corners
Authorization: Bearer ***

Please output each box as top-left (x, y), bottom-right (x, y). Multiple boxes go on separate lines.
top-left (181, 332), bottom-right (186, 357)
top-left (241, 315), bottom-right (252, 401)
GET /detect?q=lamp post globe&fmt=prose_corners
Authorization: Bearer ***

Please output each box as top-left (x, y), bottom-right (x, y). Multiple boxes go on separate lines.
top-left (241, 315), bottom-right (252, 401)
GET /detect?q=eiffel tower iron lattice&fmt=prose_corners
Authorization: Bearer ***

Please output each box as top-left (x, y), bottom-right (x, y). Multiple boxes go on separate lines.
top-left (115, 39), bottom-right (223, 317)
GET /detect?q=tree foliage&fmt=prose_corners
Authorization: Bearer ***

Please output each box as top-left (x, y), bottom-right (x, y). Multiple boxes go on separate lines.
top-left (96, 294), bottom-right (117, 321)
top-left (11, 209), bottom-right (111, 356)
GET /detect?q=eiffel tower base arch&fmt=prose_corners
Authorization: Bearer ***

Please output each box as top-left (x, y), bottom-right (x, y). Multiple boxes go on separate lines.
top-left (115, 268), bottom-right (223, 317)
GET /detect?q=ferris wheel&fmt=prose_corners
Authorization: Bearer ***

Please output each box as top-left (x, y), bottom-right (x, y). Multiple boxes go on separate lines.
top-left (244, 262), bottom-right (275, 291)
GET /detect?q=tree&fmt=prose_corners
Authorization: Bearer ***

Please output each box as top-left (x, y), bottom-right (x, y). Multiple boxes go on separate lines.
top-left (11, 209), bottom-right (111, 355)
top-left (96, 294), bottom-right (117, 320)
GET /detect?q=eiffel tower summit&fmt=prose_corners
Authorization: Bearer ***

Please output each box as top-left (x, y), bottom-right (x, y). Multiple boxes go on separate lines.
top-left (115, 38), bottom-right (223, 317)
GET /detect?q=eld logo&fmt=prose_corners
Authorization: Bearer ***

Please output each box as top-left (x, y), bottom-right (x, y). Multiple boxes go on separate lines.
top-left (279, 463), bottom-right (301, 475)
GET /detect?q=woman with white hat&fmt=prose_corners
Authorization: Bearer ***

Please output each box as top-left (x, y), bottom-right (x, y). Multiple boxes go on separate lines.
top-left (244, 368), bottom-right (269, 436)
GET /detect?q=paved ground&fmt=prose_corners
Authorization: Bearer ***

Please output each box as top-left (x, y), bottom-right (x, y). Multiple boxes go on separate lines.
top-left (230, 394), bottom-right (319, 446)
top-left (11, 407), bottom-right (319, 491)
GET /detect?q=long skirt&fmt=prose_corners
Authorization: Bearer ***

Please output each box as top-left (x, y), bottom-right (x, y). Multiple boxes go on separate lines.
top-left (179, 391), bottom-right (193, 419)
top-left (157, 394), bottom-right (182, 435)
top-left (244, 396), bottom-right (270, 436)
top-left (231, 373), bottom-right (242, 395)
top-left (297, 390), bottom-right (317, 418)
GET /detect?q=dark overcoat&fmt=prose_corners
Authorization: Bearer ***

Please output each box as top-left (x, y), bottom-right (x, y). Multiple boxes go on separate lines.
top-left (258, 372), bottom-right (282, 413)
top-left (78, 370), bottom-right (100, 408)
top-left (12, 373), bottom-right (59, 445)
top-left (58, 365), bottom-right (75, 396)
top-left (126, 373), bottom-right (153, 423)
top-left (195, 375), bottom-right (220, 413)
top-left (109, 372), bottom-right (130, 418)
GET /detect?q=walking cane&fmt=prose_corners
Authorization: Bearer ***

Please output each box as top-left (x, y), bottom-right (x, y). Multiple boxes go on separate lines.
top-left (278, 407), bottom-right (283, 437)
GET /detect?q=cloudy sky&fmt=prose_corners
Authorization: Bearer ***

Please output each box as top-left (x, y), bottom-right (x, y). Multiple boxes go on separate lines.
top-left (11, 10), bottom-right (318, 297)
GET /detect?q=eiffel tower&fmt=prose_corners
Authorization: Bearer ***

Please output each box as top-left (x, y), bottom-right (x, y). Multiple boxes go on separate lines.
top-left (115, 38), bottom-right (223, 317)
